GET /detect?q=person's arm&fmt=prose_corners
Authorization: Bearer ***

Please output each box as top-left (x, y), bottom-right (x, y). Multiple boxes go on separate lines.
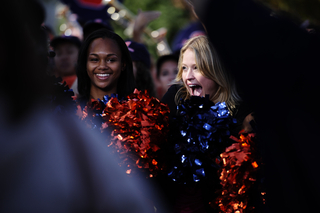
top-left (242, 112), bottom-right (255, 133)
top-left (132, 10), bottom-right (161, 43)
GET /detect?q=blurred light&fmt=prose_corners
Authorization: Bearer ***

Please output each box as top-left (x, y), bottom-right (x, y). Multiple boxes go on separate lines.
top-left (151, 31), bottom-right (159, 38)
top-left (157, 43), bottom-right (165, 51)
top-left (117, 134), bottom-right (123, 140)
top-left (59, 23), bottom-right (67, 31)
top-left (64, 29), bottom-right (72, 36)
top-left (69, 14), bottom-right (77, 22)
top-left (124, 28), bottom-right (131, 36)
top-left (104, 0), bottom-right (111, 3)
top-left (119, 10), bottom-right (126, 17)
top-left (111, 13), bottom-right (120, 21)
top-left (107, 7), bottom-right (116, 14)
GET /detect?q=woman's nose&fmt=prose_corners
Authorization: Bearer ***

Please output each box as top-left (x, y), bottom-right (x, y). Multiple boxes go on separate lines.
top-left (185, 69), bottom-right (194, 80)
top-left (98, 60), bottom-right (108, 70)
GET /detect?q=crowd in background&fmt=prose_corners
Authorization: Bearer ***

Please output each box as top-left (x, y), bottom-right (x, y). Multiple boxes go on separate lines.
top-left (1, 0), bottom-right (320, 213)
top-left (44, 0), bottom-right (206, 100)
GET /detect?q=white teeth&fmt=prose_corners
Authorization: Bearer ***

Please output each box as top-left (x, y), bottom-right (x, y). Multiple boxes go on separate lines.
top-left (96, 74), bottom-right (110, 77)
top-left (189, 84), bottom-right (200, 88)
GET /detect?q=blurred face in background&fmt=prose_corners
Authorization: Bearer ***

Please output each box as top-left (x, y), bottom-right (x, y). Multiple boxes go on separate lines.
top-left (158, 60), bottom-right (178, 93)
top-left (53, 42), bottom-right (79, 77)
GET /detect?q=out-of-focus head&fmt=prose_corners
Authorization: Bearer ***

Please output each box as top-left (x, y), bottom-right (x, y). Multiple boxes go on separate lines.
top-left (156, 54), bottom-right (179, 93)
top-left (171, 22), bottom-right (206, 55)
top-left (51, 36), bottom-right (82, 49)
top-left (185, 0), bottom-right (208, 20)
top-left (51, 36), bottom-right (81, 77)
top-left (125, 40), bottom-right (156, 97)
top-left (83, 19), bottom-right (114, 40)
top-left (125, 40), bottom-right (151, 76)
top-left (0, 0), bottom-right (50, 121)
top-left (77, 29), bottom-right (134, 101)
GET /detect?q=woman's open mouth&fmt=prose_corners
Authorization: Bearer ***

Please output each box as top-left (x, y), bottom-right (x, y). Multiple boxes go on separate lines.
top-left (188, 84), bottom-right (202, 96)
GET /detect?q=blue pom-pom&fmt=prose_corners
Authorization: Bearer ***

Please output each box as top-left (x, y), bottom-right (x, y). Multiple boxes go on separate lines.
top-left (167, 96), bottom-right (237, 183)
top-left (81, 93), bottom-right (120, 131)
top-left (100, 93), bottom-right (118, 105)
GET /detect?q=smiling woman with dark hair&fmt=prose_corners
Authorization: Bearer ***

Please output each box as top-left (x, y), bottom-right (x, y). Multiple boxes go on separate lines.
top-left (77, 29), bottom-right (135, 103)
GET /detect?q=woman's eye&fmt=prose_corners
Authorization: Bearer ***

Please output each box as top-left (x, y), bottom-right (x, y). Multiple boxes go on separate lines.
top-left (107, 58), bottom-right (116, 62)
top-left (182, 66), bottom-right (187, 71)
top-left (89, 58), bottom-right (98, 62)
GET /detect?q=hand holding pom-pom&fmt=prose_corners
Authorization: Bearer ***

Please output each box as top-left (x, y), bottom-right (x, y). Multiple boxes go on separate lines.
top-left (76, 94), bottom-right (118, 131)
top-left (214, 132), bottom-right (261, 213)
top-left (167, 96), bottom-right (237, 183)
top-left (101, 89), bottom-right (170, 178)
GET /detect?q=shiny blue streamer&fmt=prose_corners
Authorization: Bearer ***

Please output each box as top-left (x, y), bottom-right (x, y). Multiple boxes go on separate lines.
top-left (195, 159), bottom-right (202, 166)
top-left (99, 93), bottom-right (118, 105)
top-left (82, 93), bottom-right (120, 131)
top-left (167, 96), bottom-right (237, 183)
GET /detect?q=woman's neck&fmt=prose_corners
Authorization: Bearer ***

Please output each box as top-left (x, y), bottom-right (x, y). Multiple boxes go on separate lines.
top-left (90, 87), bottom-right (117, 100)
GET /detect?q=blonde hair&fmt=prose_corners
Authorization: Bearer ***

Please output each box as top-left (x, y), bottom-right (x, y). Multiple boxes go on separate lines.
top-left (174, 35), bottom-right (241, 114)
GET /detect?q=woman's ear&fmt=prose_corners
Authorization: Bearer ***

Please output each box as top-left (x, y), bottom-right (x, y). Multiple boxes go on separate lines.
top-left (122, 63), bottom-right (126, 71)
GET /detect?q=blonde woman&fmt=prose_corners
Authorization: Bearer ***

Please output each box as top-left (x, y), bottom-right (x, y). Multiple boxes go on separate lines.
top-left (162, 35), bottom-right (253, 133)
top-left (160, 35), bottom-right (254, 212)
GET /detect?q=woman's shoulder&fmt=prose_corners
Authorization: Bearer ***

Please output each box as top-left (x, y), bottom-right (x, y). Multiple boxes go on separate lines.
top-left (161, 84), bottom-right (181, 102)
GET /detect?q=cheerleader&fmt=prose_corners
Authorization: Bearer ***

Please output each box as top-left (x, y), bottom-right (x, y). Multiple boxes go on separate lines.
top-left (75, 29), bottom-right (170, 212)
top-left (161, 35), bottom-right (254, 213)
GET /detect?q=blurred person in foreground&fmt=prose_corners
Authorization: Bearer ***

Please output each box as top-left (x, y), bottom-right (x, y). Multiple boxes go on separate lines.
top-left (190, 0), bottom-right (320, 212)
top-left (0, 1), bottom-right (166, 212)
top-left (170, 0), bottom-right (206, 56)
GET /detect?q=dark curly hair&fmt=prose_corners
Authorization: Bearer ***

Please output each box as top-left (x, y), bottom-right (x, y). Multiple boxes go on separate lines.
top-left (77, 29), bottom-right (135, 102)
